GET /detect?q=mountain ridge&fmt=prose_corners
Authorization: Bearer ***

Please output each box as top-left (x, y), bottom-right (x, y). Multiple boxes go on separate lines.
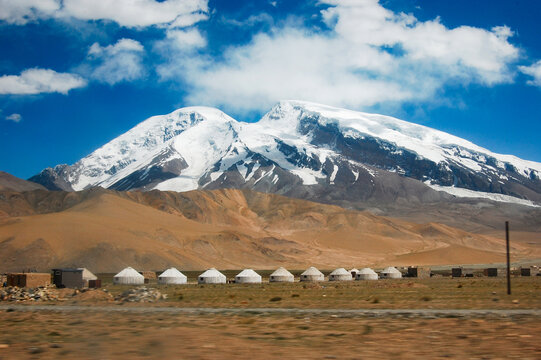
top-left (2, 187), bottom-right (537, 272)
top-left (29, 100), bottom-right (541, 207)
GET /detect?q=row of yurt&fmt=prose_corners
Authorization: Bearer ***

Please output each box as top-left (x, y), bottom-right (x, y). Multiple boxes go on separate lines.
top-left (158, 268), bottom-right (187, 284)
top-left (357, 268), bottom-right (379, 280)
top-left (198, 268), bottom-right (227, 284)
top-left (329, 268), bottom-right (353, 281)
top-left (111, 266), bottom-right (403, 285)
top-left (269, 267), bottom-right (294, 282)
top-left (300, 267), bottom-right (324, 282)
top-left (380, 266), bottom-right (402, 279)
top-left (235, 269), bottom-right (262, 283)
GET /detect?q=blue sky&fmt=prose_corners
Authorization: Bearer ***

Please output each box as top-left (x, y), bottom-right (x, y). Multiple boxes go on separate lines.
top-left (1, 0), bottom-right (540, 179)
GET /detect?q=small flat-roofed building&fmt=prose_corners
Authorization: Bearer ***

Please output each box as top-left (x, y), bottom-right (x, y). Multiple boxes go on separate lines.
top-left (407, 267), bottom-right (431, 278)
top-left (451, 268), bottom-right (463, 278)
top-left (139, 271), bottom-right (157, 284)
top-left (483, 268), bottom-right (500, 277)
top-left (52, 268), bottom-right (84, 288)
top-left (7, 273), bottom-right (51, 288)
top-left (520, 266), bottom-right (539, 276)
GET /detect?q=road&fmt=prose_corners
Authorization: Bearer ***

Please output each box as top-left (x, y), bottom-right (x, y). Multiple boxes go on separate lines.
top-left (1, 305), bottom-right (540, 318)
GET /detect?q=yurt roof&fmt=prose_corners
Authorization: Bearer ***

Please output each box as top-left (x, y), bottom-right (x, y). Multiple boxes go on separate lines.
top-left (236, 269), bottom-right (261, 278)
top-left (329, 268), bottom-right (350, 275)
top-left (382, 266), bottom-right (401, 274)
top-left (301, 266), bottom-right (324, 276)
top-left (159, 268), bottom-right (187, 278)
top-left (79, 268), bottom-right (97, 280)
top-left (114, 267), bottom-right (144, 278)
top-left (270, 267), bottom-right (294, 276)
top-left (199, 268), bottom-right (225, 278)
top-left (349, 268), bottom-right (359, 272)
top-left (359, 268), bottom-right (377, 275)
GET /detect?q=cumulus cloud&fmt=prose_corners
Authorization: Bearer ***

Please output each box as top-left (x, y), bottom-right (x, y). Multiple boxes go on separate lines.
top-left (166, 0), bottom-right (520, 113)
top-left (0, 0), bottom-right (60, 25)
top-left (0, 0), bottom-right (208, 28)
top-left (84, 38), bottom-right (146, 85)
top-left (519, 60), bottom-right (541, 87)
top-left (0, 68), bottom-right (87, 95)
top-left (164, 29), bottom-right (206, 50)
top-left (5, 113), bottom-right (22, 123)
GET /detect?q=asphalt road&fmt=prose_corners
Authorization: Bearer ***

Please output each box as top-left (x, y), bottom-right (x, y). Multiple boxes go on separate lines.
top-left (1, 305), bottom-right (540, 318)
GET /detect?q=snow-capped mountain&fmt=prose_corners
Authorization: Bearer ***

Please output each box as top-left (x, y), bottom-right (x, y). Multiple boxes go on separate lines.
top-left (30, 100), bottom-right (541, 207)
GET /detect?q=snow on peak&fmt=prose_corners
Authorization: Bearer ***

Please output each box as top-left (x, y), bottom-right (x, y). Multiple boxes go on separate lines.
top-left (69, 106), bottom-right (236, 190)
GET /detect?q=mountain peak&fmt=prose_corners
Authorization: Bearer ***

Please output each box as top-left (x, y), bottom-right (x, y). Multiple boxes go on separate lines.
top-left (29, 102), bottom-right (541, 206)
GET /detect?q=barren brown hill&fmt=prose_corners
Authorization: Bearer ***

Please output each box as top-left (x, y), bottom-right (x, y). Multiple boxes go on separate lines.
top-left (0, 188), bottom-right (538, 272)
top-left (0, 171), bottom-right (46, 192)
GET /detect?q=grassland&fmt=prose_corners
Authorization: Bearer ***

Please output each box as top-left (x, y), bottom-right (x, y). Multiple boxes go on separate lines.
top-left (96, 275), bottom-right (541, 310)
top-left (1, 276), bottom-right (540, 359)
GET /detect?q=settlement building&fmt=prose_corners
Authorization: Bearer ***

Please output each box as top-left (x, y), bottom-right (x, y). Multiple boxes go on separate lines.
top-left (235, 269), bottom-right (262, 283)
top-left (81, 268), bottom-right (98, 286)
top-left (158, 268), bottom-right (187, 284)
top-left (52, 268), bottom-right (84, 288)
top-left (300, 267), bottom-right (324, 282)
top-left (380, 266), bottom-right (402, 279)
top-left (198, 268), bottom-right (226, 284)
top-left (329, 268), bottom-right (353, 281)
top-left (356, 268), bottom-right (378, 280)
top-left (7, 273), bottom-right (51, 288)
top-left (349, 268), bottom-right (359, 278)
top-left (113, 267), bottom-right (145, 285)
top-left (269, 267), bottom-right (294, 282)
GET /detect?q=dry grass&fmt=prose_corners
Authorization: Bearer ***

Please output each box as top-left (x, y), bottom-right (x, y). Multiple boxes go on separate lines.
top-left (0, 309), bottom-right (539, 359)
top-left (97, 276), bottom-right (541, 310)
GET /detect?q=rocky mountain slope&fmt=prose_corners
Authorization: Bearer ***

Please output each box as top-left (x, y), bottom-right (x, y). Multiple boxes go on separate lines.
top-left (2, 188), bottom-right (536, 273)
top-left (29, 101), bottom-right (541, 208)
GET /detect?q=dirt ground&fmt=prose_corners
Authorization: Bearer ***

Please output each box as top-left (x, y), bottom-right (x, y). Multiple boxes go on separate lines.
top-left (0, 309), bottom-right (539, 359)
top-left (0, 277), bottom-right (540, 359)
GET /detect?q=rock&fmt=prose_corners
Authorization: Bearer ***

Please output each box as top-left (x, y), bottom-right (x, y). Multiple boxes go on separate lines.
top-left (115, 287), bottom-right (164, 303)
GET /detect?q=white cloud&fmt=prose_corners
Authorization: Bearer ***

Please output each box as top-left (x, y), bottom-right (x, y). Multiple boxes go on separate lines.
top-left (61, 0), bottom-right (208, 27)
top-left (0, 68), bottom-right (87, 95)
top-left (5, 113), bottom-right (22, 123)
top-left (165, 0), bottom-right (520, 113)
top-left (0, 0), bottom-right (208, 28)
top-left (0, 0), bottom-right (60, 25)
top-left (164, 29), bottom-right (206, 50)
top-left (519, 60), bottom-right (541, 87)
top-left (85, 39), bottom-right (145, 85)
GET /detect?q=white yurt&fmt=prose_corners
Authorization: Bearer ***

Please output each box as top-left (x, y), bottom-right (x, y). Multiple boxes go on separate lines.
top-left (329, 268), bottom-right (353, 281)
top-left (380, 266), bottom-right (402, 279)
top-left (269, 267), bottom-right (294, 282)
top-left (235, 269), bottom-right (262, 284)
top-left (349, 268), bottom-right (359, 278)
top-left (79, 268), bottom-right (97, 283)
top-left (198, 268), bottom-right (226, 284)
top-left (300, 267), bottom-right (324, 282)
top-left (356, 268), bottom-right (378, 280)
top-left (158, 268), bottom-right (187, 285)
top-left (113, 267), bottom-right (145, 285)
